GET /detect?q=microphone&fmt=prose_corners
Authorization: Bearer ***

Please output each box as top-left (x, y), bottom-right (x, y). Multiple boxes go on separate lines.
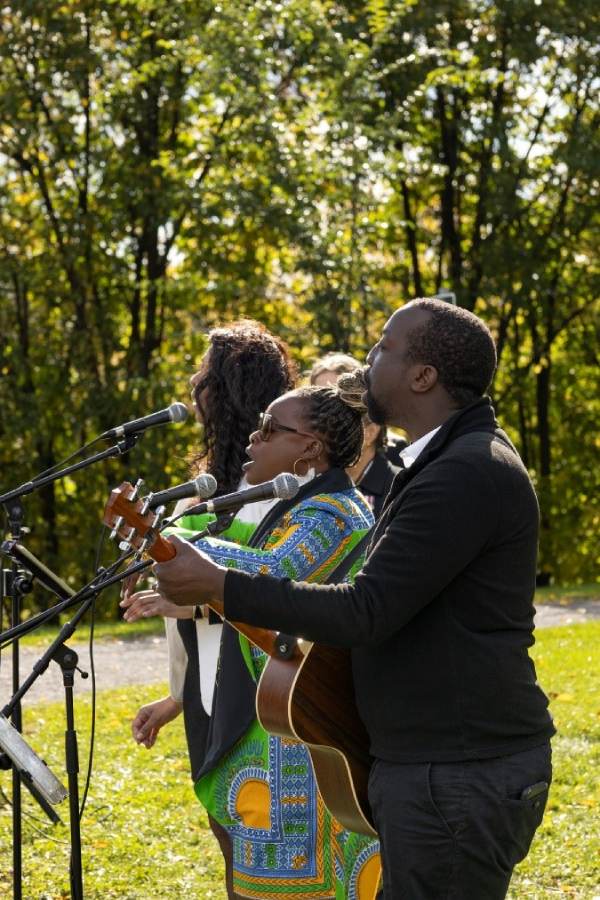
top-left (146, 474), bottom-right (218, 509)
top-left (186, 472), bottom-right (300, 516)
top-left (0, 714), bottom-right (68, 805)
top-left (100, 402), bottom-right (188, 441)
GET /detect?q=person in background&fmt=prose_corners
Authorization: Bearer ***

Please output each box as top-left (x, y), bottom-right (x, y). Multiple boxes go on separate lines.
top-left (124, 383), bottom-right (382, 899)
top-left (121, 320), bottom-right (297, 899)
top-left (309, 353), bottom-right (400, 517)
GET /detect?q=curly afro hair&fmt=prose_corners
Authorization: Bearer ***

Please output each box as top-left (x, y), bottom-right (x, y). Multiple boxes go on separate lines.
top-left (191, 320), bottom-right (297, 495)
top-left (404, 299), bottom-right (497, 406)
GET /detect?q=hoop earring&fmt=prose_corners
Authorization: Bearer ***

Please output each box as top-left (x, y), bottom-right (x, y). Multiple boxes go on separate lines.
top-left (293, 458), bottom-right (310, 478)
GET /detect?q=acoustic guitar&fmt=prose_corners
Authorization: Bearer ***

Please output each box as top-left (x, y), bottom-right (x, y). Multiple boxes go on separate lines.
top-left (104, 481), bottom-right (376, 836)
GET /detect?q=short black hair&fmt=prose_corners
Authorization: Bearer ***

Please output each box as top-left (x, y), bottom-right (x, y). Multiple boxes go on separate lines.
top-left (403, 299), bottom-right (497, 406)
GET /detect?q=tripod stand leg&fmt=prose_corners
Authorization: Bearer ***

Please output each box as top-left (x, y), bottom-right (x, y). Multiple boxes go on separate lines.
top-left (51, 644), bottom-right (84, 900)
top-left (12, 762), bottom-right (22, 900)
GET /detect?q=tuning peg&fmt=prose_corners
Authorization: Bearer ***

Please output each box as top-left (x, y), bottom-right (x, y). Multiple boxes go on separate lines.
top-left (109, 515), bottom-right (124, 541)
top-left (130, 478), bottom-right (144, 500)
top-left (118, 526), bottom-right (137, 552)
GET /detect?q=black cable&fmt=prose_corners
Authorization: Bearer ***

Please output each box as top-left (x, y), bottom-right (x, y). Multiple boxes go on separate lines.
top-left (29, 436), bottom-right (104, 484)
top-left (78, 527), bottom-right (106, 822)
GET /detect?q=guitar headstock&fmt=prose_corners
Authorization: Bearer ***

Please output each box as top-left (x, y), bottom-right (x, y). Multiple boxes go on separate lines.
top-left (103, 482), bottom-right (176, 562)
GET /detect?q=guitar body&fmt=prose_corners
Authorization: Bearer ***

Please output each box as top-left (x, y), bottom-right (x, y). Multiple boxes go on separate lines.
top-left (256, 643), bottom-right (376, 836)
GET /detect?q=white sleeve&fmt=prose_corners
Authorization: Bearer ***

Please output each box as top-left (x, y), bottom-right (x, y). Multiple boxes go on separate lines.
top-left (165, 617), bottom-right (187, 703)
top-left (195, 619), bottom-right (223, 715)
top-left (173, 497), bottom-right (193, 517)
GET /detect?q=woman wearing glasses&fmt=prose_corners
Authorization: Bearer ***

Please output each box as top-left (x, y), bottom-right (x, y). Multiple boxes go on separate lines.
top-left (124, 379), bottom-right (381, 899)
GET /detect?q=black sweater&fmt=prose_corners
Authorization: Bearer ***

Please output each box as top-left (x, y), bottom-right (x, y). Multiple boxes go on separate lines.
top-left (224, 399), bottom-right (555, 763)
top-left (357, 450), bottom-right (399, 519)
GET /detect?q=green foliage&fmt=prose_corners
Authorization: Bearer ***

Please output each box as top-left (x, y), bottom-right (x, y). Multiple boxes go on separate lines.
top-left (0, 0), bottom-right (598, 595)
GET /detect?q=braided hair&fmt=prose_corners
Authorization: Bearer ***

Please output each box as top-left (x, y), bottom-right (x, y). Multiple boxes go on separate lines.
top-left (191, 320), bottom-right (297, 495)
top-left (293, 376), bottom-right (366, 469)
top-left (309, 353), bottom-right (389, 451)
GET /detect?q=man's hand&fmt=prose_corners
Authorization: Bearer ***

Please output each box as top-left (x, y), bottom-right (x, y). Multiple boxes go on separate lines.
top-left (132, 696), bottom-right (182, 749)
top-left (119, 589), bottom-right (194, 622)
top-left (153, 534), bottom-right (227, 609)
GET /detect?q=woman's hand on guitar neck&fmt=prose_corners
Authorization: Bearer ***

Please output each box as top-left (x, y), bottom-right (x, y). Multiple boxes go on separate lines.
top-left (154, 535), bottom-right (227, 612)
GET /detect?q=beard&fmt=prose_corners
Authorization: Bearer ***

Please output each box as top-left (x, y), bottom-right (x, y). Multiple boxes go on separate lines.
top-left (365, 388), bottom-right (388, 426)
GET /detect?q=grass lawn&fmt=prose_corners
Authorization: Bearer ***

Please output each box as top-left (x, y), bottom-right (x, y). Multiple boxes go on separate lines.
top-left (0, 682), bottom-right (226, 899)
top-left (507, 622), bottom-right (600, 899)
top-left (0, 622), bottom-right (598, 898)
top-left (16, 614), bottom-right (166, 648)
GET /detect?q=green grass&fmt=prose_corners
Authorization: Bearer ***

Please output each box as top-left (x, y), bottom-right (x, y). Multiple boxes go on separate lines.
top-left (507, 622), bottom-right (600, 899)
top-left (15, 614), bottom-right (166, 648)
top-left (535, 583), bottom-right (600, 605)
top-left (0, 683), bottom-right (226, 899)
top-left (0, 623), bottom-right (598, 898)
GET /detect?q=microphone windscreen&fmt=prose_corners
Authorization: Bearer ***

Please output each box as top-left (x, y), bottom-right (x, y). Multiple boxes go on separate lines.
top-left (169, 402), bottom-right (189, 423)
top-left (194, 474), bottom-right (217, 498)
top-left (273, 473), bottom-right (300, 500)
top-left (0, 714), bottom-right (67, 805)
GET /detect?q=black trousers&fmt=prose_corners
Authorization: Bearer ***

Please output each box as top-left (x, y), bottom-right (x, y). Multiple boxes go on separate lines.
top-left (369, 742), bottom-right (552, 900)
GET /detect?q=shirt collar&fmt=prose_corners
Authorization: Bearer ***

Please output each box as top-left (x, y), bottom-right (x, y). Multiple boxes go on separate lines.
top-left (400, 425), bottom-right (442, 468)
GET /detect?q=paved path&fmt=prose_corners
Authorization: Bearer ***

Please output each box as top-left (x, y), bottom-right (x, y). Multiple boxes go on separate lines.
top-left (1, 602), bottom-right (598, 706)
top-left (0, 635), bottom-right (168, 707)
top-left (534, 599), bottom-right (600, 628)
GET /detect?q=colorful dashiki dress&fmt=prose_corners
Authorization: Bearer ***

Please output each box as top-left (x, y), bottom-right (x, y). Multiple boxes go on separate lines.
top-left (173, 469), bottom-right (382, 900)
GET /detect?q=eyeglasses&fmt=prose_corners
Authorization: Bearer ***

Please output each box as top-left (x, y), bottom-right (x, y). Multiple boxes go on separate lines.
top-left (257, 412), bottom-right (312, 442)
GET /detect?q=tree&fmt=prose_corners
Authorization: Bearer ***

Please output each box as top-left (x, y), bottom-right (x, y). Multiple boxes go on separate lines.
top-left (1, 0), bottom-right (597, 604)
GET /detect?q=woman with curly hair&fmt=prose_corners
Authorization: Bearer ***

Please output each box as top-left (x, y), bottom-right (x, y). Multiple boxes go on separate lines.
top-left (123, 374), bottom-right (383, 899)
top-left (189, 322), bottom-right (298, 496)
top-left (122, 320), bottom-right (297, 897)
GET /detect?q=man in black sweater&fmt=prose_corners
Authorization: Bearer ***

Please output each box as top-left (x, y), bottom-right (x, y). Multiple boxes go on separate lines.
top-left (155, 299), bottom-right (555, 899)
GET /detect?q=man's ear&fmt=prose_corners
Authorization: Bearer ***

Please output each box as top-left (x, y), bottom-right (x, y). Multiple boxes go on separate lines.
top-left (411, 364), bottom-right (438, 393)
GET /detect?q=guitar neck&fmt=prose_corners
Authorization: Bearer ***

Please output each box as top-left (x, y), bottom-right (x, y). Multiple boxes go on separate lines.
top-left (214, 605), bottom-right (286, 658)
top-left (146, 531), bottom-right (284, 659)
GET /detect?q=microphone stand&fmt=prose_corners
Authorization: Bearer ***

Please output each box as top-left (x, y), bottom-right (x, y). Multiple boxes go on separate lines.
top-left (0, 547), bottom-right (163, 900)
top-left (1, 585), bottom-right (98, 900)
top-left (0, 506), bottom-right (222, 897)
top-left (0, 552), bottom-right (151, 647)
top-left (0, 433), bottom-right (139, 899)
top-left (0, 501), bottom-right (212, 649)
top-left (0, 500), bottom-right (62, 900)
top-left (0, 434), bottom-right (141, 506)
